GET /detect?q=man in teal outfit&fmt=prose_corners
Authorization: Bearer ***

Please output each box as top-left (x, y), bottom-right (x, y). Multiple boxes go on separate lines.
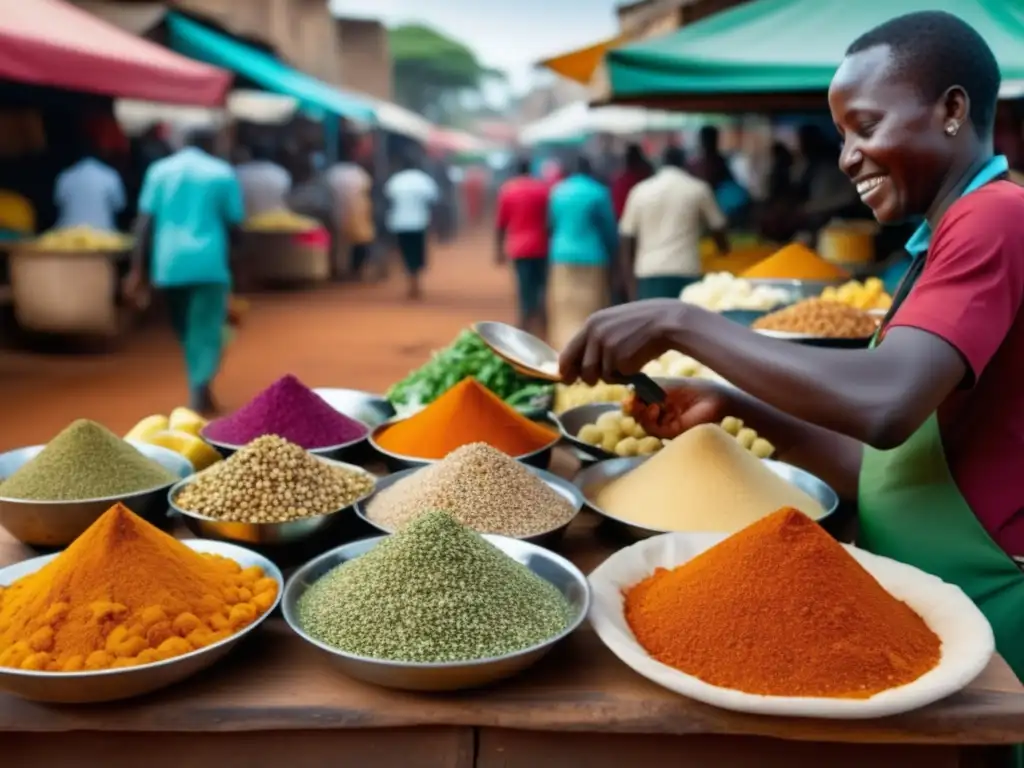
top-left (126, 128), bottom-right (244, 414)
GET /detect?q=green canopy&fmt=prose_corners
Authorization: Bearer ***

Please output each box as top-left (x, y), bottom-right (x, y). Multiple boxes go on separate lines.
top-left (606, 0), bottom-right (1024, 105)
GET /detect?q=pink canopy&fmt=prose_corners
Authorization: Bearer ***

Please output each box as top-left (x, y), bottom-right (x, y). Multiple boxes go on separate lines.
top-left (0, 0), bottom-right (231, 106)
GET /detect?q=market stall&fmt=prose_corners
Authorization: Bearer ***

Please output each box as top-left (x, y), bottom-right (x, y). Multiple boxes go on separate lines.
top-left (1, 345), bottom-right (1023, 767)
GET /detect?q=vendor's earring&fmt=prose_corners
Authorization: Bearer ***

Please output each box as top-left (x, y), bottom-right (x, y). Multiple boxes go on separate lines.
top-left (945, 122), bottom-right (960, 136)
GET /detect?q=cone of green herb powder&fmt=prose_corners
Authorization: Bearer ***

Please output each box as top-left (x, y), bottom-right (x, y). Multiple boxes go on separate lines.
top-left (297, 510), bottom-right (573, 663)
top-left (0, 420), bottom-right (177, 501)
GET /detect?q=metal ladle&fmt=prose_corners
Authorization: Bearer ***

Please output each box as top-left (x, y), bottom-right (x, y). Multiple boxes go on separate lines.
top-left (473, 321), bottom-right (666, 404)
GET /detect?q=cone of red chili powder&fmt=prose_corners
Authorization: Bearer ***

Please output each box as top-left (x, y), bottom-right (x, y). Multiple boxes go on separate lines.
top-left (204, 374), bottom-right (368, 449)
top-left (624, 508), bottom-right (941, 698)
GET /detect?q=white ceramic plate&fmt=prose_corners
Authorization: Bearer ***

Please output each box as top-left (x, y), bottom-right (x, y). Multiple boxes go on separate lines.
top-left (588, 532), bottom-right (994, 719)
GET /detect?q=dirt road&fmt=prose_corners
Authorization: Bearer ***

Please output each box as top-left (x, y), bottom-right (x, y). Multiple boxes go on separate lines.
top-left (0, 229), bottom-right (516, 450)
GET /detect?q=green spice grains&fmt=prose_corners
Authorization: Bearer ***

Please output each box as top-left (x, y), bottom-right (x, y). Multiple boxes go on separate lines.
top-left (298, 510), bottom-right (573, 662)
top-left (367, 442), bottom-right (576, 537)
top-left (174, 434), bottom-right (374, 523)
top-left (0, 419), bottom-right (177, 501)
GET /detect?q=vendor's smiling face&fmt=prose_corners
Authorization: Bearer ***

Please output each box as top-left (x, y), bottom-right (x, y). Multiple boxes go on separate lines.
top-left (828, 45), bottom-right (956, 224)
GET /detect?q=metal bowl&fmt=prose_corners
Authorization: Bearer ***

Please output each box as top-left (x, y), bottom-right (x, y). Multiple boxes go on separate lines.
top-left (368, 414), bottom-right (560, 472)
top-left (0, 539), bottom-right (282, 703)
top-left (574, 455), bottom-right (840, 541)
top-left (552, 403), bottom-right (621, 461)
top-left (354, 465), bottom-right (584, 548)
top-left (0, 442), bottom-right (193, 548)
top-left (745, 278), bottom-right (847, 297)
top-left (281, 534), bottom-right (590, 691)
top-left (168, 456), bottom-right (376, 549)
top-left (199, 423), bottom-right (372, 464)
top-left (311, 388), bottom-right (396, 429)
top-left (753, 328), bottom-right (875, 349)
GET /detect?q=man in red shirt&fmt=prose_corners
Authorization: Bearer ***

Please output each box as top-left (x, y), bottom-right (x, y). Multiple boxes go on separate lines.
top-left (496, 157), bottom-right (550, 335)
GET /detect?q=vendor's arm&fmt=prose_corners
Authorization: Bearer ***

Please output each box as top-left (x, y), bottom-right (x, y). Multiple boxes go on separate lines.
top-left (562, 191), bottom-right (1024, 451)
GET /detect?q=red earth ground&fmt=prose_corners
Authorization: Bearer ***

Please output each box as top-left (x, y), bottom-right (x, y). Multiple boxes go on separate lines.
top-left (0, 227), bottom-right (518, 450)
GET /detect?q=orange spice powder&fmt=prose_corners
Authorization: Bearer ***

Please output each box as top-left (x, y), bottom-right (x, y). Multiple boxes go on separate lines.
top-left (624, 508), bottom-right (941, 698)
top-left (376, 377), bottom-right (556, 460)
top-left (741, 243), bottom-right (850, 280)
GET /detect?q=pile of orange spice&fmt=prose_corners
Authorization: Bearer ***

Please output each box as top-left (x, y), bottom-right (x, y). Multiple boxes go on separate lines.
top-left (624, 508), bottom-right (941, 698)
top-left (0, 504), bottom-right (278, 672)
top-left (741, 243), bottom-right (850, 280)
top-left (375, 377), bottom-right (557, 460)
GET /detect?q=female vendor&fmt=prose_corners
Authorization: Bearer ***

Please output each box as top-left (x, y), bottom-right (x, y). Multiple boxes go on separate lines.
top-left (560, 11), bottom-right (1024, 680)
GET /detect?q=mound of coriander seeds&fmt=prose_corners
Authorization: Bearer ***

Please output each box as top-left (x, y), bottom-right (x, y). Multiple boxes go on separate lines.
top-left (297, 510), bottom-right (573, 663)
top-left (366, 442), bottom-right (576, 537)
top-left (174, 435), bottom-right (374, 523)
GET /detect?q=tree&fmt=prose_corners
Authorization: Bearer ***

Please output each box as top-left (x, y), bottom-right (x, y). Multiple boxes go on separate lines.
top-left (388, 24), bottom-right (504, 123)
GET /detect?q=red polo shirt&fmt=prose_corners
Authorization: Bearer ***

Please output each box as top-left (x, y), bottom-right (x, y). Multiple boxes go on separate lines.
top-left (887, 181), bottom-right (1024, 557)
top-left (496, 176), bottom-right (549, 260)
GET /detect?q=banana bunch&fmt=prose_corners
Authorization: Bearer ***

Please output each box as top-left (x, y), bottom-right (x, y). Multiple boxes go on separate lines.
top-left (32, 226), bottom-right (133, 252)
top-left (244, 209), bottom-right (319, 233)
top-left (124, 408), bottom-right (222, 471)
top-left (820, 278), bottom-right (892, 311)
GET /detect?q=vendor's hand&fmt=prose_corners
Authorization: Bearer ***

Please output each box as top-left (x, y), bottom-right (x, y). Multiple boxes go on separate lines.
top-left (625, 381), bottom-right (730, 439)
top-left (559, 299), bottom-right (689, 385)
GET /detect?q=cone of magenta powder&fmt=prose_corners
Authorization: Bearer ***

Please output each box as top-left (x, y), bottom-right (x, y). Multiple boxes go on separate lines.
top-left (202, 374), bottom-right (370, 453)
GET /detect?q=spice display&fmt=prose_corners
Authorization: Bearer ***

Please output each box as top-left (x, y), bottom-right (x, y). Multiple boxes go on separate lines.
top-left (204, 374), bottom-right (368, 449)
top-left (174, 435), bottom-right (374, 523)
top-left (741, 243), bottom-right (850, 280)
top-left (624, 508), bottom-right (941, 698)
top-left (30, 225), bottom-right (132, 252)
top-left (375, 378), bottom-right (557, 460)
top-left (578, 405), bottom-right (774, 458)
top-left (595, 425), bottom-right (822, 532)
top-left (244, 209), bottom-right (319, 233)
top-left (126, 408), bottom-right (222, 470)
top-left (387, 329), bottom-right (552, 412)
top-left (641, 350), bottom-right (723, 381)
top-left (554, 381), bottom-right (630, 414)
top-left (0, 504), bottom-right (278, 672)
top-left (680, 272), bottom-right (793, 311)
top-left (367, 443), bottom-right (575, 537)
top-left (0, 420), bottom-right (176, 501)
top-left (753, 298), bottom-right (879, 338)
top-left (820, 278), bottom-right (893, 310)
top-left (298, 510), bottom-right (571, 662)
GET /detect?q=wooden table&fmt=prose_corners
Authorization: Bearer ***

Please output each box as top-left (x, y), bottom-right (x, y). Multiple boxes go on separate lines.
top-left (2, 452), bottom-right (1023, 767)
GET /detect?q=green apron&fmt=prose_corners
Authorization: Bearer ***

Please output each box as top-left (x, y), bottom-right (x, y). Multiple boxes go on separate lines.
top-left (859, 156), bottom-right (1024, 686)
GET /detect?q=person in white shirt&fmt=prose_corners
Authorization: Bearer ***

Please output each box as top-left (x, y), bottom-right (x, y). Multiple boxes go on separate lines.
top-left (235, 143), bottom-right (291, 218)
top-left (385, 153), bottom-right (439, 299)
top-left (54, 151), bottom-right (126, 231)
top-left (619, 146), bottom-right (730, 301)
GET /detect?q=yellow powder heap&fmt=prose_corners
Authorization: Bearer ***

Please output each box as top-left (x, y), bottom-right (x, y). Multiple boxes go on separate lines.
top-left (0, 504), bottom-right (279, 672)
top-left (741, 243), bottom-right (850, 280)
top-left (595, 424), bottom-right (824, 532)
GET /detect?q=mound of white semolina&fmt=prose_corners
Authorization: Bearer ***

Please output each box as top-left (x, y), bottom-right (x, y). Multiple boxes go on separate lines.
top-left (594, 424), bottom-right (824, 533)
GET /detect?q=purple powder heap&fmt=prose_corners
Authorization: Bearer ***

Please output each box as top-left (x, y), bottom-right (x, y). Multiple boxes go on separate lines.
top-left (205, 374), bottom-right (369, 449)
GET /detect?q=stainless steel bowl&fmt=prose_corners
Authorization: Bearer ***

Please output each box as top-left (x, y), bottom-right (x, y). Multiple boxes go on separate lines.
top-left (199, 424), bottom-right (372, 464)
top-left (552, 402), bottom-right (621, 461)
top-left (0, 442), bottom-right (193, 548)
top-left (169, 456), bottom-right (376, 548)
top-left (574, 455), bottom-right (840, 540)
top-left (368, 414), bottom-right (560, 472)
top-left (354, 465), bottom-right (584, 548)
top-left (753, 328), bottom-right (875, 349)
top-left (282, 534), bottom-right (590, 691)
top-left (0, 539), bottom-right (282, 703)
top-left (745, 278), bottom-right (847, 297)
top-left (311, 388), bottom-right (396, 429)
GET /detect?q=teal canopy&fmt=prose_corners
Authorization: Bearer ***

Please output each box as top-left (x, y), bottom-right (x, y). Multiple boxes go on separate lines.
top-left (166, 13), bottom-right (376, 122)
top-left (607, 0), bottom-right (1024, 102)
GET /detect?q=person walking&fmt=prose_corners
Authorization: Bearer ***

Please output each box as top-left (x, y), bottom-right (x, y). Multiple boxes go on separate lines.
top-left (125, 128), bottom-right (244, 415)
top-left (495, 156), bottom-right (550, 336)
top-left (619, 146), bottom-right (730, 300)
top-left (325, 155), bottom-right (375, 280)
top-left (54, 141), bottom-right (126, 231)
top-left (547, 156), bottom-right (618, 351)
top-left (610, 144), bottom-right (652, 222)
top-left (385, 153), bottom-right (440, 300)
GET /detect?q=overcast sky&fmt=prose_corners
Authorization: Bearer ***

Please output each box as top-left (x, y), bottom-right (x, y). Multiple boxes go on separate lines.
top-left (330, 0), bottom-right (620, 92)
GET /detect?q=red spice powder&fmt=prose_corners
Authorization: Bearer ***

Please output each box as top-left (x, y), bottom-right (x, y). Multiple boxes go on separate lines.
top-left (623, 508), bottom-right (941, 698)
